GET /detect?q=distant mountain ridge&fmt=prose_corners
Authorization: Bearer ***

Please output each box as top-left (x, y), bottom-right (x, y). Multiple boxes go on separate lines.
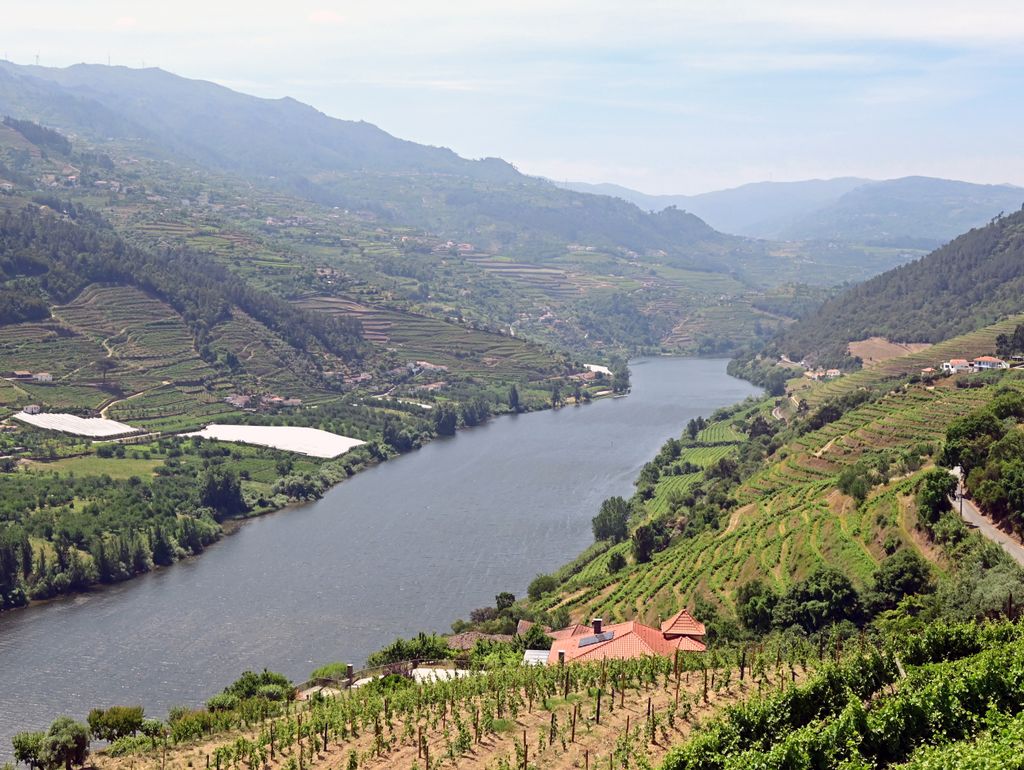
top-left (0, 62), bottom-right (730, 261)
top-left (778, 176), bottom-right (1024, 248)
top-left (556, 178), bottom-right (869, 238)
top-left (777, 207), bottom-right (1024, 364)
top-left (557, 176), bottom-right (1024, 247)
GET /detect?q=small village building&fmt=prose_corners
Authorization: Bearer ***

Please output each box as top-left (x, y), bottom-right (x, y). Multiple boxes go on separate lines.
top-left (416, 360), bottom-right (449, 372)
top-left (528, 611), bottom-right (706, 666)
top-left (921, 367), bottom-right (937, 376)
top-left (32, 372), bottom-right (53, 383)
top-left (23, 404), bottom-right (42, 415)
top-left (825, 369), bottom-right (842, 379)
top-left (225, 394), bottom-right (252, 408)
top-left (942, 359), bottom-right (971, 374)
top-left (11, 371), bottom-right (32, 379)
top-left (973, 355), bottom-right (1008, 370)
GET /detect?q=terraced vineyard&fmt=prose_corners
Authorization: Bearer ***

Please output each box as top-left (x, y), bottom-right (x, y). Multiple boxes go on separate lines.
top-left (297, 294), bottom-right (564, 380)
top-left (801, 313), bottom-right (1024, 406)
top-left (536, 378), bottom-right (1008, 626)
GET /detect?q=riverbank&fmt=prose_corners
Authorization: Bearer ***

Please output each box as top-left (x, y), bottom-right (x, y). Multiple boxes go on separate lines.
top-left (1, 387), bottom-right (625, 617)
top-left (0, 358), bottom-right (760, 758)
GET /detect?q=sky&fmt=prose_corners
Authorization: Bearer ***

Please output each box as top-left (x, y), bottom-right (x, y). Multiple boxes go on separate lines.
top-left (3, 1), bottom-right (1024, 194)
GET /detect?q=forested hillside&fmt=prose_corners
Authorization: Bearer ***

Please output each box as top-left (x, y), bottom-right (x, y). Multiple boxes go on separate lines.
top-left (0, 205), bottom-right (365, 359)
top-left (779, 176), bottom-right (1024, 248)
top-left (778, 207), bottom-right (1024, 363)
top-left (0, 62), bottom-right (732, 261)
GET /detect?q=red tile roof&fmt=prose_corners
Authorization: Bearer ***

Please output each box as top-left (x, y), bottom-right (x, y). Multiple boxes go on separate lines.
top-left (974, 356), bottom-right (1003, 363)
top-left (548, 623), bottom-right (591, 641)
top-left (545, 616), bottom-right (706, 664)
top-left (660, 608), bottom-right (706, 638)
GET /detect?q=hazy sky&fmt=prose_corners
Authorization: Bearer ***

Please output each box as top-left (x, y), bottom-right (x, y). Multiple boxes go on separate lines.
top-left (4, 1), bottom-right (1024, 194)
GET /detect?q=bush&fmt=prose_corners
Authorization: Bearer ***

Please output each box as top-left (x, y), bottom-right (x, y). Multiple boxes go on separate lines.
top-left (223, 670), bottom-right (292, 700)
top-left (527, 573), bottom-right (558, 601)
top-left (309, 662), bottom-right (349, 680)
top-left (205, 693), bottom-right (239, 712)
top-left (607, 551), bottom-right (627, 573)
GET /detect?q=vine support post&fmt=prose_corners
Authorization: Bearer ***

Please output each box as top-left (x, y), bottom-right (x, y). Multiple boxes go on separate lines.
top-left (596, 689), bottom-right (602, 724)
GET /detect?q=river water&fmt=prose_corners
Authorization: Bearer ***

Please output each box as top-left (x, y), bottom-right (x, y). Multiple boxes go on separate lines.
top-left (0, 357), bottom-right (759, 754)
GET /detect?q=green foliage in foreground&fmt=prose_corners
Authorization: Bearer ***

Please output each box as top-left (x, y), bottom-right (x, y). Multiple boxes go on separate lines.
top-left (662, 619), bottom-right (1024, 770)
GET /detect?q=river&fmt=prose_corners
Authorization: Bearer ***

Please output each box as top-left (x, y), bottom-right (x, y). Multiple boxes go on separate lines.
top-left (0, 357), bottom-right (759, 755)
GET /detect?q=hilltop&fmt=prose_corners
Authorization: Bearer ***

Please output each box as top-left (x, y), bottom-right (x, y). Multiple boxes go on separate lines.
top-left (778, 207), bottom-right (1024, 365)
top-left (557, 176), bottom-right (1023, 248)
top-left (0, 63), bottom-right (945, 360)
top-left (0, 62), bottom-right (727, 262)
top-left (556, 178), bottom-right (869, 238)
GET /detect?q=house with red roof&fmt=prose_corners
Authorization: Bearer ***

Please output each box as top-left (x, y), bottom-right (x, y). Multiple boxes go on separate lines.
top-left (942, 358), bottom-right (971, 374)
top-left (538, 611), bottom-right (706, 665)
top-left (973, 355), bottom-right (1008, 370)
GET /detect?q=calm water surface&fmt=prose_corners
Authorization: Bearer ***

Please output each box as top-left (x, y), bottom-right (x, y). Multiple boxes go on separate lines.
top-left (0, 358), bottom-right (759, 754)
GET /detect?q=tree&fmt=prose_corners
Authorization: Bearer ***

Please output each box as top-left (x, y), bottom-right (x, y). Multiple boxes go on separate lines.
top-left (95, 358), bottom-right (117, 385)
top-left (917, 469), bottom-right (956, 525)
top-left (527, 573), bottom-right (557, 601)
top-left (519, 623), bottom-right (553, 650)
top-left (508, 385), bottom-right (520, 413)
top-left (224, 669), bottom-right (292, 700)
top-left (772, 567), bottom-right (862, 633)
top-left (12, 732), bottom-right (45, 770)
top-left (591, 496), bottom-right (630, 542)
top-left (612, 363), bottom-right (630, 394)
top-left (607, 551), bottom-right (627, 573)
top-left (868, 550), bottom-right (932, 612)
top-left (941, 410), bottom-right (1005, 475)
top-left (433, 404), bottom-right (457, 436)
top-left (495, 592), bottom-right (515, 611)
top-left (837, 464), bottom-right (870, 504)
top-left (735, 579), bottom-right (779, 634)
top-left (40, 718), bottom-right (88, 770)
top-left (87, 706), bottom-right (144, 741)
top-left (631, 523), bottom-right (657, 563)
top-left (199, 469), bottom-right (247, 519)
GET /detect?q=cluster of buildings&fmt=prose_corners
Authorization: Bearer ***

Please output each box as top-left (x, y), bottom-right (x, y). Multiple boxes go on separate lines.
top-left (224, 393), bottom-right (302, 410)
top-left (803, 368), bottom-right (842, 381)
top-left (5, 370), bottom-right (53, 383)
top-left (929, 356), bottom-right (1010, 376)
top-left (431, 240), bottom-right (476, 254)
top-left (520, 610), bottom-right (706, 665)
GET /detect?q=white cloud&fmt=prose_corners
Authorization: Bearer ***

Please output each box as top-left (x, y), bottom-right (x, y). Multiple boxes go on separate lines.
top-left (307, 9), bottom-right (346, 25)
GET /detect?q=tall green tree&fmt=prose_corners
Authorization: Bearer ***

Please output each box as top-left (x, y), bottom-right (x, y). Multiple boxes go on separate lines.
top-left (591, 496), bottom-right (630, 542)
top-left (40, 718), bottom-right (89, 770)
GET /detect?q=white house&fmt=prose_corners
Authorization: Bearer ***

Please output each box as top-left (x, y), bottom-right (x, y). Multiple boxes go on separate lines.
top-left (942, 359), bottom-right (971, 374)
top-left (32, 372), bottom-right (53, 383)
top-left (973, 356), bottom-right (1008, 370)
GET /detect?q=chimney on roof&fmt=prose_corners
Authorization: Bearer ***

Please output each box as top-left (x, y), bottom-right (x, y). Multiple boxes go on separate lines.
top-left (592, 618), bottom-right (603, 635)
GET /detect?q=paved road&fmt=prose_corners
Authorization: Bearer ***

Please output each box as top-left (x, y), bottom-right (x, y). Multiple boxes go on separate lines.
top-left (950, 491), bottom-right (1024, 568)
